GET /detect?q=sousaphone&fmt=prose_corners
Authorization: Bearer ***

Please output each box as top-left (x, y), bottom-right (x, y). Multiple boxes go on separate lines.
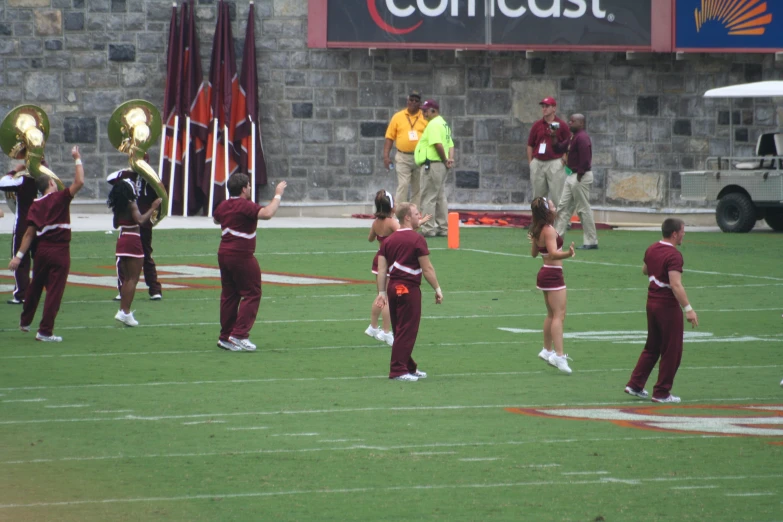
top-left (0, 105), bottom-right (64, 190)
top-left (108, 99), bottom-right (168, 225)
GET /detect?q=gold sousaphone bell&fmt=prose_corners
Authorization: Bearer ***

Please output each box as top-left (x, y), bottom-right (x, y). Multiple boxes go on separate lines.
top-left (108, 99), bottom-right (169, 226)
top-left (0, 105), bottom-right (64, 190)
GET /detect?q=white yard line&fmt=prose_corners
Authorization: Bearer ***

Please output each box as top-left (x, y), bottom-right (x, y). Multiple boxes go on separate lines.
top-left (0, 365), bottom-right (778, 393)
top-left (724, 492), bottom-right (775, 497)
top-left (270, 433), bottom-right (319, 437)
top-left (1, 434), bottom-right (715, 465)
top-left (411, 451), bottom-right (457, 455)
top-left (670, 485), bottom-right (718, 490)
top-left (93, 410), bottom-right (133, 413)
top-left (2, 398), bottom-right (46, 403)
top-left (181, 421), bottom-right (225, 425)
top-left (226, 427), bottom-right (269, 431)
top-left (459, 457), bottom-right (500, 462)
top-left (461, 248), bottom-right (783, 282)
top-left (44, 405), bottom-right (88, 409)
top-left (0, 474), bottom-right (780, 509)
top-left (2, 307), bottom-right (780, 335)
top-left (0, 397), bottom-right (776, 426)
top-left (562, 471), bottom-right (610, 476)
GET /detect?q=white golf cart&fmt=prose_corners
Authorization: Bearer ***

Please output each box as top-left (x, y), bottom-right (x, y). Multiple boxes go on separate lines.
top-left (680, 81), bottom-right (783, 233)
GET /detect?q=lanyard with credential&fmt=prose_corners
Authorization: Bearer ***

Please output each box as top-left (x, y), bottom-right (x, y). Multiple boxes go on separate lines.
top-left (406, 114), bottom-right (419, 130)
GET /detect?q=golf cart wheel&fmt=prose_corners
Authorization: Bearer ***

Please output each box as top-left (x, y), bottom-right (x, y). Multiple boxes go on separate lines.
top-left (716, 193), bottom-right (756, 233)
top-left (764, 208), bottom-right (783, 232)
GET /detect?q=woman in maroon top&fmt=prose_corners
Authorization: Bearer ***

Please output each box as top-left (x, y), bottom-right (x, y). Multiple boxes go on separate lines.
top-left (528, 197), bottom-right (575, 374)
top-left (107, 179), bottom-right (161, 327)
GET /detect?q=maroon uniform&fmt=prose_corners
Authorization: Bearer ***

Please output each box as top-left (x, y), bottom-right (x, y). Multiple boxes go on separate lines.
top-left (527, 116), bottom-right (571, 162)
top-left (378, 228), bottom-right (430, 378)
top-left (20, 189), bottom-right (74, 336)
top-left (1, 172), bottom-right (37, 302)
top-left (536, 226), bottom-right (566, 291)
top-left (213, 196), bottom-right (264, 341)
top-left (107, 170), bottom-right (162, 297)
top-left (626, 241), bottom-right (685, 400)
top-left (371, 234), bottom-right (389, 275)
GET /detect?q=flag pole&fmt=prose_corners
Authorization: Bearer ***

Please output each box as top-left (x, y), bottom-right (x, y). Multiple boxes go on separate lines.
top-left (182, 116), bottom-right (192, 216)
top-left (250, 116), bottom-right (256, 203)
top-left (167, 115), bottom-right (179, 217)
top-left (223, 123), bottom-right (229, 200)
top-left (207, 119), bottom-right (218, 218)
top-left (157, 125), bottom-right (166, 185)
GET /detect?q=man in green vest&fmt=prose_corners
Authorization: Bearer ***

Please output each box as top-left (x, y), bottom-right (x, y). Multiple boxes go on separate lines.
top-left (415, 100), bottom-right (454, 237)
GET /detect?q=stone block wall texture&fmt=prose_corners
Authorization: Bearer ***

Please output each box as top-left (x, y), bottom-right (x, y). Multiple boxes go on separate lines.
top-left (2, 0), bottom-right (783, 207)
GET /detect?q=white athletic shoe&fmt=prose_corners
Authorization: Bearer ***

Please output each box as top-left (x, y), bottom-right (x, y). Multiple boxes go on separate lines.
top-left (551, 353), bottom-right (573, 375)
top-left (113, 294), bottom-right (121, 301)
top-left (20, 324), bottom-right (31, 333)
top-left (780, 379), bottom-right (783, 388)
top-left (651, 395), bottom-right (681, 403)
top-left (392, 373), bottom-right (418, 382)
top-left (217, 339), bottom-right (242, 352)
top-left (229, 336), bottom-right (257, 352)
top-left (364, 325), bottom-right (380, 339)
top-left (546, 350), bottom-right (557, 367)
top-left (150, 294), bottom-right (162, 301)
top-left (538, 348), bottom-right (554, 363)
top-left (624, 386), bottom-right (649, 399)
top-left (375, 330), bottom-right (394, 346)
top-left (413, 369), bottom-right (427, 379)
top-left (115, 310), bottom-right (139, 327)
top-left (35, 332), bottom-right (62, 342)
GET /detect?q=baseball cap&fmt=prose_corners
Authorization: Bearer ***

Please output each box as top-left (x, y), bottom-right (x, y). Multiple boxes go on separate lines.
top-left (540, 97), bottom-right (557, 107)
top-left (408, 90), bottom-right (422, 99)
top-left (420, 99), bottom-right (439, 111)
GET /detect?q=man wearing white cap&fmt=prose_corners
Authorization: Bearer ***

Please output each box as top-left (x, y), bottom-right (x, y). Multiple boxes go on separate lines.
top-left (527, 96), bottom-right (571, 207)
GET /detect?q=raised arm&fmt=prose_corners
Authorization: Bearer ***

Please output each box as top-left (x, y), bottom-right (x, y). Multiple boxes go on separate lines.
top-left (257, 181), bottom-right (286, 220)
top-left (132, 198), bottom-right (163, 225)
top-left (69, 146), bottom-right (84, 197)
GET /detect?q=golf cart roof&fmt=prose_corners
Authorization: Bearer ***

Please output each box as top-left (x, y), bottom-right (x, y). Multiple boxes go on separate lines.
top-left (704, 81), bottom-right (783, 98)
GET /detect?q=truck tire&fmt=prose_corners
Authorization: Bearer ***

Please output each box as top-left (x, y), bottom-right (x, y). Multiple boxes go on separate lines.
top-left (716, 193), bottom-right (756, 233)
top-left (764, 209), bottom-right (783, 232)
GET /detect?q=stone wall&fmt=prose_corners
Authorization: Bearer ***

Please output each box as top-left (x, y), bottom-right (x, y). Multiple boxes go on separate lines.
top-left (2, 0), bottom-right (782, 208)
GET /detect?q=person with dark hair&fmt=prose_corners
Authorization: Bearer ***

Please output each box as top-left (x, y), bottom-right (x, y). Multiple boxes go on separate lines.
top-left (212, 173), bottom-right (287, 352)
top-left (625, 218), bottom-right (698, 403)
top-left (384, 90), bottom-right (428, 207)
top-left (107, 161), bottom-right (164, 302)
top-left (415, 100), bottom-right (454, 238)
top-left (552, 113), bottom-right (598, 250)
top-left (8, 146), bottom-right (84, 342)
top-left (374, 202), bottom-right (442, 382)
top-left (1, 162), bottom-right (41, 304)
top-left (528, 196), bottom-right (575, 374)
top-left (106, 179), bottom-right (162, 326)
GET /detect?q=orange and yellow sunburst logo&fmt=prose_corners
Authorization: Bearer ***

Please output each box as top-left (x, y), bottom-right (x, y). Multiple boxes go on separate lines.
top-left (695, 0), bottom-right (772, 35)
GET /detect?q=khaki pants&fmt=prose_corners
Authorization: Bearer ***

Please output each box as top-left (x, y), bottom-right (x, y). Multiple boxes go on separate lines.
top-left (394, 151), bottom-right (421, 207)
top-left (419, 162), bottom-right (448, 236)
top-left (555, 171), bottom-right (597, 246)
top-left (530, 158), bottom-right (566, 208)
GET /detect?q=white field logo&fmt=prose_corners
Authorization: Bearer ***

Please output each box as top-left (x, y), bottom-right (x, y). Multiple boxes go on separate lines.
top-left (0, 265), bottom-right (366, 292)
top-left (498, 328), bottom-right (782, 344)
top-left (508, 405), bottom-right (783, 437)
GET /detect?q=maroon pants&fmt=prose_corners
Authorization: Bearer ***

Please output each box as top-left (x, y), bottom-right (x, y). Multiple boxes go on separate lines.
top-left (11, 225), bottom-right (31, 301)
top-left (387, 281), bottom-right (421, 378)
top-left (218, 253), bottom-right (262, 340)
top-left (117, 227), bottom-right (161, 295)
top-left (627, 301), bottom-right (684, 399)
top-left (21, 244), bottom-right (70, 336)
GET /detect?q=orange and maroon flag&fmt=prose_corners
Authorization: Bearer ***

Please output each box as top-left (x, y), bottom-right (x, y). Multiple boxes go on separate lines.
top-left (231, 2), bottom-right (268, 198)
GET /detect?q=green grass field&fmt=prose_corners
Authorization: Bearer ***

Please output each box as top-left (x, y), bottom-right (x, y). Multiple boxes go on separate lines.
top-left (0, 226), bottom-right (781, 522)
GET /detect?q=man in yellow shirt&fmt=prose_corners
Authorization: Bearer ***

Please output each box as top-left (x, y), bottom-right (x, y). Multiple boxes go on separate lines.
top-left (415, 100), bottom-right (454, 237)
top-left (384, 90), bottom-right (428, 207)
